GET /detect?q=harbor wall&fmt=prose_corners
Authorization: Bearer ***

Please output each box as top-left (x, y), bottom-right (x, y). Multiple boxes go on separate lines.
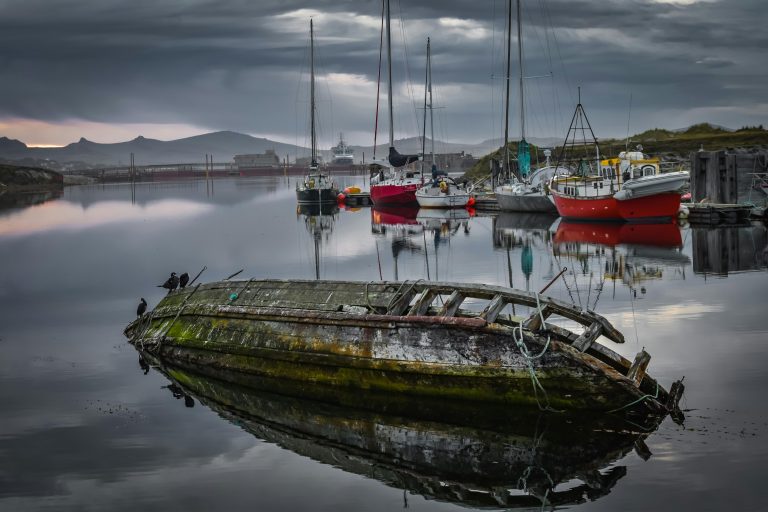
top-left (690, 151), bottom-right (768, 205)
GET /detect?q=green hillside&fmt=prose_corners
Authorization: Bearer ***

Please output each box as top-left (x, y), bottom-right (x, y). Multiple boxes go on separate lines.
top-left (463, 124), bottom-right (768, 182)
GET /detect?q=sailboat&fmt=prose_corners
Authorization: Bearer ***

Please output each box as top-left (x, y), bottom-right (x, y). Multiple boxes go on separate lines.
top-left (296, 20), bottom-right (339, 205)
top-left (415, 38), bottom-right (471, 209)
top-left (494, 0), bottom-right (567, 213)
top-left (369, 0), bottom-right (423, 206)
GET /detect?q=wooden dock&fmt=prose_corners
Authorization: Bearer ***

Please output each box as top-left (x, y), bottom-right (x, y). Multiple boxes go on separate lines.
top-left (683, 203), bottom-right (754, 224)
top-left (343, 192), bottom-right (372, 207)
top-left (473, 194), bottom-right (500, 211)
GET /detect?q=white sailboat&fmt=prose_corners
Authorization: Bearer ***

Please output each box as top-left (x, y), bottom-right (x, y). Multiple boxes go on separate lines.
top-left (415, 38), bottom-right (471, 209)
top-left (494, 0), bottom-right (565, 213)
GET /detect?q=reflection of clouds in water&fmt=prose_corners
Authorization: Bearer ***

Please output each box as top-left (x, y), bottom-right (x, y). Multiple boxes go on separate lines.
top-left (625, 302), bottom-right (724, 325)
top-left (0, 200), bottom-right (213, 238)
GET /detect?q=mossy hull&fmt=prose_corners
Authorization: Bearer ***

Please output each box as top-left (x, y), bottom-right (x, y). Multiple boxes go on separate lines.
top-left (134, 310), bottom-right (654, 412)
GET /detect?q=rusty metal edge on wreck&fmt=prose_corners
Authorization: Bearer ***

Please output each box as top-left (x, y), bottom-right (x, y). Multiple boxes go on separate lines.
top-left (124, 279), bottom-right (684, 416)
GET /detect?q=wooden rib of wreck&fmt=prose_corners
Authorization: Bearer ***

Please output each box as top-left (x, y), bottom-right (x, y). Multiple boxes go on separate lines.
top-left (147, 358), bottom-right (662, 509)
top-left (124, 279), bottom-right (684, 415)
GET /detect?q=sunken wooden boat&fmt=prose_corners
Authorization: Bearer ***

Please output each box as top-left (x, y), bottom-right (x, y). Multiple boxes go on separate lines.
top-left (124, 279), bottom-right (684, 415)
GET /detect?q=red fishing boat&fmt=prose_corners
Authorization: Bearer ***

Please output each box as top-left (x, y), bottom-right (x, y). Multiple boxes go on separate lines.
top-left (549, 101), bottom-right (688, 222)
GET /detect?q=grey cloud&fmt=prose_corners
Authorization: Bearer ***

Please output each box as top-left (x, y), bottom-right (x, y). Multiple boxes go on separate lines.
top-left (0, 0), bottom-right (765, 142)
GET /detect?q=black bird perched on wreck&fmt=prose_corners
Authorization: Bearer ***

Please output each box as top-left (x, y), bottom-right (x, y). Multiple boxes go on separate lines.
top-left (179, 272), bottom-right (189, 289)
top-left (136, 298), bottom-right (147, 317)
top-left (158, 272), bottom-right (180, 293)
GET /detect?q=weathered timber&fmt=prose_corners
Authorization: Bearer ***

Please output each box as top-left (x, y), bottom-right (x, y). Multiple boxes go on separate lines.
top-left (572, 322), bottom-right (603, 352)
top-left (691, 151), bottom-right (768, 206)
top-left (407, 288), bottom-right (436, 316)
top-left (438, 290), bottom-right (464, 317)
top-left (627, 350), bottom-right (652, 387)
top-left (125, 279), bottom-right (678, 414)
top-left (480, 294), bottom-right (507, 323)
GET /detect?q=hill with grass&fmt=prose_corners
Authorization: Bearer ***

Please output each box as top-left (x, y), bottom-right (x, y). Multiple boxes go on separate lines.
top-left (462, 124), bottom-right (768, 182)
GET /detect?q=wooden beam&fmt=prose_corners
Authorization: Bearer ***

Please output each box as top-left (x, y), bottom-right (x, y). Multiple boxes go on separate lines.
top-left (387, 288), bottom-right (418, 316)
top-left (627, 350), bottom-right (651, 387)
top-left (480, 294), bottom-right (507, 323)
top-left (522, 303), bottom-right (553, 331)
top-left (407, 289), bottom-right (436, 316)
top-left (572, 322), bottom-right (602, 352)
top-left (438, 291), bottom-right (464, 317)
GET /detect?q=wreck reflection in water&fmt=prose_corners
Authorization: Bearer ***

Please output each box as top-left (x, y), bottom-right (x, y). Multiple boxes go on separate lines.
top-left (145, 356), bottom-right (668, 509)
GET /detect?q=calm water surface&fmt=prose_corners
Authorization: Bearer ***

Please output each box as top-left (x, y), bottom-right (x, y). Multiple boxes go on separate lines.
top-left (1, 177), bottom-right (767, 511)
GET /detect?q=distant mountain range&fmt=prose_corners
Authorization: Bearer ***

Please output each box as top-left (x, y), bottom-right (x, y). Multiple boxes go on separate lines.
top-left (0, 130), bottom-right (564, 171)
top-left (3, 124), bottom-right (756, 172)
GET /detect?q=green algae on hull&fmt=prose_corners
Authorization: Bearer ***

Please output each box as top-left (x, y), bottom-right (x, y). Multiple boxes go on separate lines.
top-left (125, 279), bottom-right (682, 415)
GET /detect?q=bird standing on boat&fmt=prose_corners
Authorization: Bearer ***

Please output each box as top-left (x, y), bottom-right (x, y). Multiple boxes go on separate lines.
top-left (179, 272), bottom-right (189, 289)
top-left (136, 298), bottom-right (147, 317)
top-left (159, 272), bottom-right (180, 293)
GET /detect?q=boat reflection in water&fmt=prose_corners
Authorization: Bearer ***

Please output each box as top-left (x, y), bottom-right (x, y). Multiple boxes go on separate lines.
top-left (552, 220), bottom-right (689, 300)
top-left (297, 203), bottom-right (339, 279)
top-left (372, 206), bottom-right (474, 280)
top-left (147, 357), bottom-right (669, 509)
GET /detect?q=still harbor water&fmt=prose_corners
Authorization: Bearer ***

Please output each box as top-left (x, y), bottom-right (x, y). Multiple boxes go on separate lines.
top-left (1, 176), bottom-right (767, 511)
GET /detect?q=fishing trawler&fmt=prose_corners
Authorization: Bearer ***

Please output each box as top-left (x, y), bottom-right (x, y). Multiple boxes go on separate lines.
top-left (549, 101), bottom-right (688, 221)
top-left (331, 133), bottom-right (354, 165)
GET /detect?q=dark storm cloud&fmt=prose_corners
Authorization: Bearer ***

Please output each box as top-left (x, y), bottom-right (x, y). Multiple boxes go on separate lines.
top-left (0, 0), bottom-right (765, 142)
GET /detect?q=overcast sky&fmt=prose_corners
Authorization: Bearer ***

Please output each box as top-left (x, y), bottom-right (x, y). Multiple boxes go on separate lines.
top-left (0, 0), bottom-right (765, 147)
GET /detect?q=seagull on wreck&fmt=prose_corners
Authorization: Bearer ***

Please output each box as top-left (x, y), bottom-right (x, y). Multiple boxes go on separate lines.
top-left (136, 298), bottom-right (147, 317)
top-left (179, 272), bottom-right (189, 289)
top-left (158, 272), bottom-right (180, 293)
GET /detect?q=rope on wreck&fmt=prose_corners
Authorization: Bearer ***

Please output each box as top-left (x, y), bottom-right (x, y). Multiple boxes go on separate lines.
top-left (607, 380), bottom-right (659, 414)
top-left (512, 292), bottom-right (562, 413)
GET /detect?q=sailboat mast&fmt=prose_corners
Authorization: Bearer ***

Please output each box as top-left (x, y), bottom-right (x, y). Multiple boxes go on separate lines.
top-left (517, 0), bottom-right (525, 141)
top-left (428, 38), bottom-right (435, 167)
top-left (421, 38), bottom-right (428, 173)
top-left (503, 0), bottom-right (512, 178)
top-left (310, 19), bottom-right (317, 167)
top-left (386, 0), bottom-right (394, 149)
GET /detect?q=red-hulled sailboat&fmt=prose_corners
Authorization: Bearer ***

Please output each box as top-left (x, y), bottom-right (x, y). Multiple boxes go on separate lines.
top-left (549, 99), bottom-right (688, 222)
top-left (369, 0), bottom-right (422, 206)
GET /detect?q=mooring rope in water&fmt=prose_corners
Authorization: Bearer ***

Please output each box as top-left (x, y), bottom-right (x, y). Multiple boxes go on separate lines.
top-left (607, 381), bottom-right (659, 414)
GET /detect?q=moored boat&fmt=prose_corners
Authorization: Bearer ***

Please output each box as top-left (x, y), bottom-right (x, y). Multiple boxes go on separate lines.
top-left (549, 101), bottom-right (688, 222)
top-left (369, 0), bottom-right (422, 206)
top-left (125, 278), bottom-right (684, 415)
top-left (295, 20), bottom-right (339, 205)
top-left (416, 174), bottom-right (471, 208)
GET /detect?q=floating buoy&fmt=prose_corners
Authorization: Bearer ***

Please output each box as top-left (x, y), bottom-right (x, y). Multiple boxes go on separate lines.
top-left (344, 186), bottom-right (361, 194)
top-left (466, 196), bottom-right (476, 207)
top-left (337, 193), bottom-right (346, 202)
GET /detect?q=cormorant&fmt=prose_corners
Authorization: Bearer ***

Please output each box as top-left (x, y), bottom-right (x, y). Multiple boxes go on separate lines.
top-left (179, 272), bottom-right (189, 289)
top-left (136, 298), bottom-right (147, 317)
top-left (159, 272), bottom-right (180, 293)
